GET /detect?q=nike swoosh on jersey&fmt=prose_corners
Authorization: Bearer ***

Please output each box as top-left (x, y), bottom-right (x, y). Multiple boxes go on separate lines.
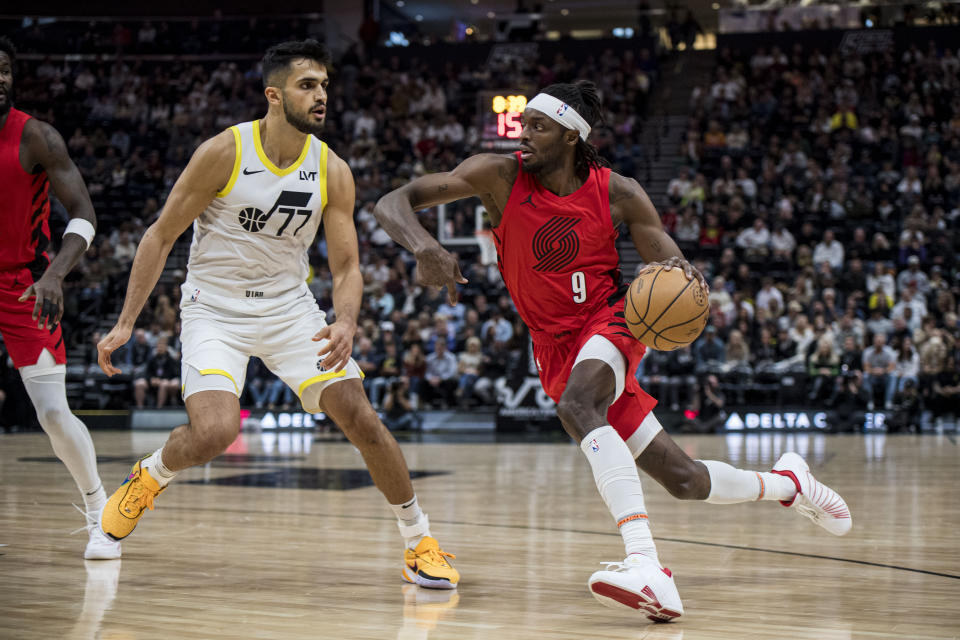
top-left (242, 167), bottom-right (265, 175)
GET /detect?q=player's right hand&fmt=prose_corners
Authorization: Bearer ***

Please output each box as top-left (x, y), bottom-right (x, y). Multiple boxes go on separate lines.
top-left (97, 325), bottom-right (132, 376)
top-left (657, 256), bottom-right (709, 294)
top-left (415, 245), bottom-right (468, 305)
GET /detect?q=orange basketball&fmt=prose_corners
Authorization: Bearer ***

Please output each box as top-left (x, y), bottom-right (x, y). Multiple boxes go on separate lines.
top-left (624, 265), bottom-right (709, 351)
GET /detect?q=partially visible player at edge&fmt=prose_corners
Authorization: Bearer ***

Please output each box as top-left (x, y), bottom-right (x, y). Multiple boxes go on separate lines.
top-left (95, 40), bottom-right (458, 589)
top-left (0, 37), bottom-right (119, 560)
top-left (374, 80), bottom-right (850, 618)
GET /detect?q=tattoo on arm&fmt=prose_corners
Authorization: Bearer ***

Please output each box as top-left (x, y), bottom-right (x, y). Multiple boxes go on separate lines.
top-left (42, 125), bottom-right (61, 154)
top-left (438, 184), bottom-right (449, 192)
top-left (609, 177), bottom-right (636, 204)
top-left (497, 163), bottom-right (516, 187)
top-left (27, 121), bottom-right (71, 174)
top-left (649, 239), bottom-right (663, 253)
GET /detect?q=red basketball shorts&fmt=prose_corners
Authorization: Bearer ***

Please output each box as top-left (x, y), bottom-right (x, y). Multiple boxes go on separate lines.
top-left (531, 299), bottom-right (658, 442)
top-left (0, 268), bottom-right (66, 369)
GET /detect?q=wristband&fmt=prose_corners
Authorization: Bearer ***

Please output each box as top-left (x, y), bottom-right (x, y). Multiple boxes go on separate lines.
top-left (64, 218), bottom-right (95, 249)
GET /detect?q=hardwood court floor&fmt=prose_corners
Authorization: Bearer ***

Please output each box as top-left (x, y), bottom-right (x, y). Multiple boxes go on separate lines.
top-left (1, 429), bottom-right (958, 640)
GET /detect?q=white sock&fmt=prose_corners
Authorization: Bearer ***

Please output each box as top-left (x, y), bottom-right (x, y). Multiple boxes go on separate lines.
top-left (701, 460), bottom-right (797, 504)
top-left (391, 495), bottom-right (423, 525)
top-left (143, 448), bottom-right (177, 487)
top-left (391, 495), bottom-right (430, 549)
top-left (581, 426), bottom-right (659, 563)
top-left (83, 484), bottom-right (107, 513)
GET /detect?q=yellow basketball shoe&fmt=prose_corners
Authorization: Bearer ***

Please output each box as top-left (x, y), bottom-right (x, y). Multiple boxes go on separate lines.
top-left (101, 458), bottom-right (165, 541)
top-left (402, 537), bottom-right (459, 590)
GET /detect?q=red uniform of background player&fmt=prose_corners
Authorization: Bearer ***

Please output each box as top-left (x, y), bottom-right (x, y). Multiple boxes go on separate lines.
top-left (0, 37), bottom-right (119, 559)
top-left (375, 80), bottom-right (851, 621)
top-left (0, 106), bottom-right (64, 367)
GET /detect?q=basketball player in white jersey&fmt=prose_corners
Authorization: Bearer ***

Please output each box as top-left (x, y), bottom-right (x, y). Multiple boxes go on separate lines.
top-left (95, 40), bottom-right (458, 589)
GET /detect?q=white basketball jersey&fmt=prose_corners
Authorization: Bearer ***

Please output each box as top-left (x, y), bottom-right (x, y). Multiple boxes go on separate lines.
top-left (186, 119), bottom-right (329, 300)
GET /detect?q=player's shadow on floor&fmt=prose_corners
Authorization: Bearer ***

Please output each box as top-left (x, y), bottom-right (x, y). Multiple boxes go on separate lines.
top-left (184, 467), bottom-right (449, 491)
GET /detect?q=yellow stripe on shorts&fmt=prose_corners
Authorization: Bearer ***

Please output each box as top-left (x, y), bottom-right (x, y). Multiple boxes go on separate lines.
top-left (198, 368), bottom-right (240, 395)
top-left (298, 369), bottom-right (347, 397)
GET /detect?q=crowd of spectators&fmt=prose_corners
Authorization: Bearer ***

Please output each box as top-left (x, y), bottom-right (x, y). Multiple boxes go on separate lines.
top-left (657, 38), bottom-right (960, 430)
top-left (1, 16), bottom-right (313, 56)
top-left (2, 16), bottom-right (958, 432)
top-left (1, 18), bottom-right (659, 418)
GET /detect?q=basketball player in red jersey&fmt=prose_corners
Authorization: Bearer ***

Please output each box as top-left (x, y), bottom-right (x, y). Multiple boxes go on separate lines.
top-left (0, 37), bottom-right (119, 559)
top-left (375, 80), bottom-right (851, 620)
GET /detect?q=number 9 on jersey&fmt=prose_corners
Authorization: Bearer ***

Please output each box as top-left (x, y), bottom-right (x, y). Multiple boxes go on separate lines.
top-left (572, 271), bottom-right (586, 303)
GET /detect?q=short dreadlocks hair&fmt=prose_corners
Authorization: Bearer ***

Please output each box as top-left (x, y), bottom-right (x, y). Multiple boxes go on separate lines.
top-left (541, 80), bottom-right (609, 177)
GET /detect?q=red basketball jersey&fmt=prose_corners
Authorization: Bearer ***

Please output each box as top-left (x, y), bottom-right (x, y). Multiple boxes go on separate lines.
top-left (0, 108), bottom-right (51, 277)
top-left (492, 152), bottom-right (625, 343)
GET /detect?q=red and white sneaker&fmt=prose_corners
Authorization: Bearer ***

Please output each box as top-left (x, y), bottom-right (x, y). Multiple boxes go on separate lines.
top-left (772, 452), bottom-right (852, 536)
top-left (588, 554), bottom-right (683, 622)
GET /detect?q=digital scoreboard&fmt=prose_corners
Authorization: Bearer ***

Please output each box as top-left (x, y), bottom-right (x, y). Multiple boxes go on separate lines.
top-left (478, 90), bottom-right (528, 150)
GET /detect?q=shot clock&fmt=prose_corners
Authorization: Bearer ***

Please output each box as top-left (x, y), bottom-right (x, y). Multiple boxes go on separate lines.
top-left (478, 90), bottom-right (528, 150)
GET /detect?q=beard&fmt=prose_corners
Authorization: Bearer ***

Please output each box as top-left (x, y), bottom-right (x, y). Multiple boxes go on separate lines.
top-left (0, 87), bottom-right (12, 116)
top-left (282, 96), bottom-right (325, 137)
top-left (519, 152), bottom-right (561, 176)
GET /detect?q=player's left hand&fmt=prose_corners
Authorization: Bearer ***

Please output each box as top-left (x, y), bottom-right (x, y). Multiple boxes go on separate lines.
top-left (18, 273), bottom-right (64, 330)
top-left (656, 256), bottom-right (709, 294)
top-left (312, 321), bottom-right (356, 373)
top-left (415, 245), bottom-right (468, 305)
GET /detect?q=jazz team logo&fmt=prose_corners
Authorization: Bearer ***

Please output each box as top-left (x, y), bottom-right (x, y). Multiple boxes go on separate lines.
top-left (238, 207), bottom-right (268, 232)
top-left (237, 190), bottom-right (314, 236)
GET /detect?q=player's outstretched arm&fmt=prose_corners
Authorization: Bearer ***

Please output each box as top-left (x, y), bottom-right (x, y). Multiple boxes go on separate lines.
top-left (611, 172), bottom-right (708, 291)
top-left (311, 152), bottom-right (360, 373)
top-left (374, 154), bottom-right (505, 303)
top-left (17, 120), bottom-right (96, 329)
top-left (97, 130), bottom-right (235, 376)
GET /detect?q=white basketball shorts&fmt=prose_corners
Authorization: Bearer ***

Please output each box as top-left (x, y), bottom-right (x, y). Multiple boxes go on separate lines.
top-left (179, 283), bottom-right (362, 413)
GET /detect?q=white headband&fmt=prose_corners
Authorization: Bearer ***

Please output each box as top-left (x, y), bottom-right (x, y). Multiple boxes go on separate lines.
top-left (525, 93), bottom-right (591, 141)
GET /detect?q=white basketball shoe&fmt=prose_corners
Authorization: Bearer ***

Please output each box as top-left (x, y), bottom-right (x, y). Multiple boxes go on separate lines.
top-left (588, 554), bottom-right (683, 622)
top-left (772, 452), bottom-right (852, 536)
top-left (83, 509), bottom-right (122, 560)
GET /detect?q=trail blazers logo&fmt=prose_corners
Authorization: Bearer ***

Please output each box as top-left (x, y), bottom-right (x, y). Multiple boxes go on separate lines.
top-left (532, 215), bottom-right (581, 272)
